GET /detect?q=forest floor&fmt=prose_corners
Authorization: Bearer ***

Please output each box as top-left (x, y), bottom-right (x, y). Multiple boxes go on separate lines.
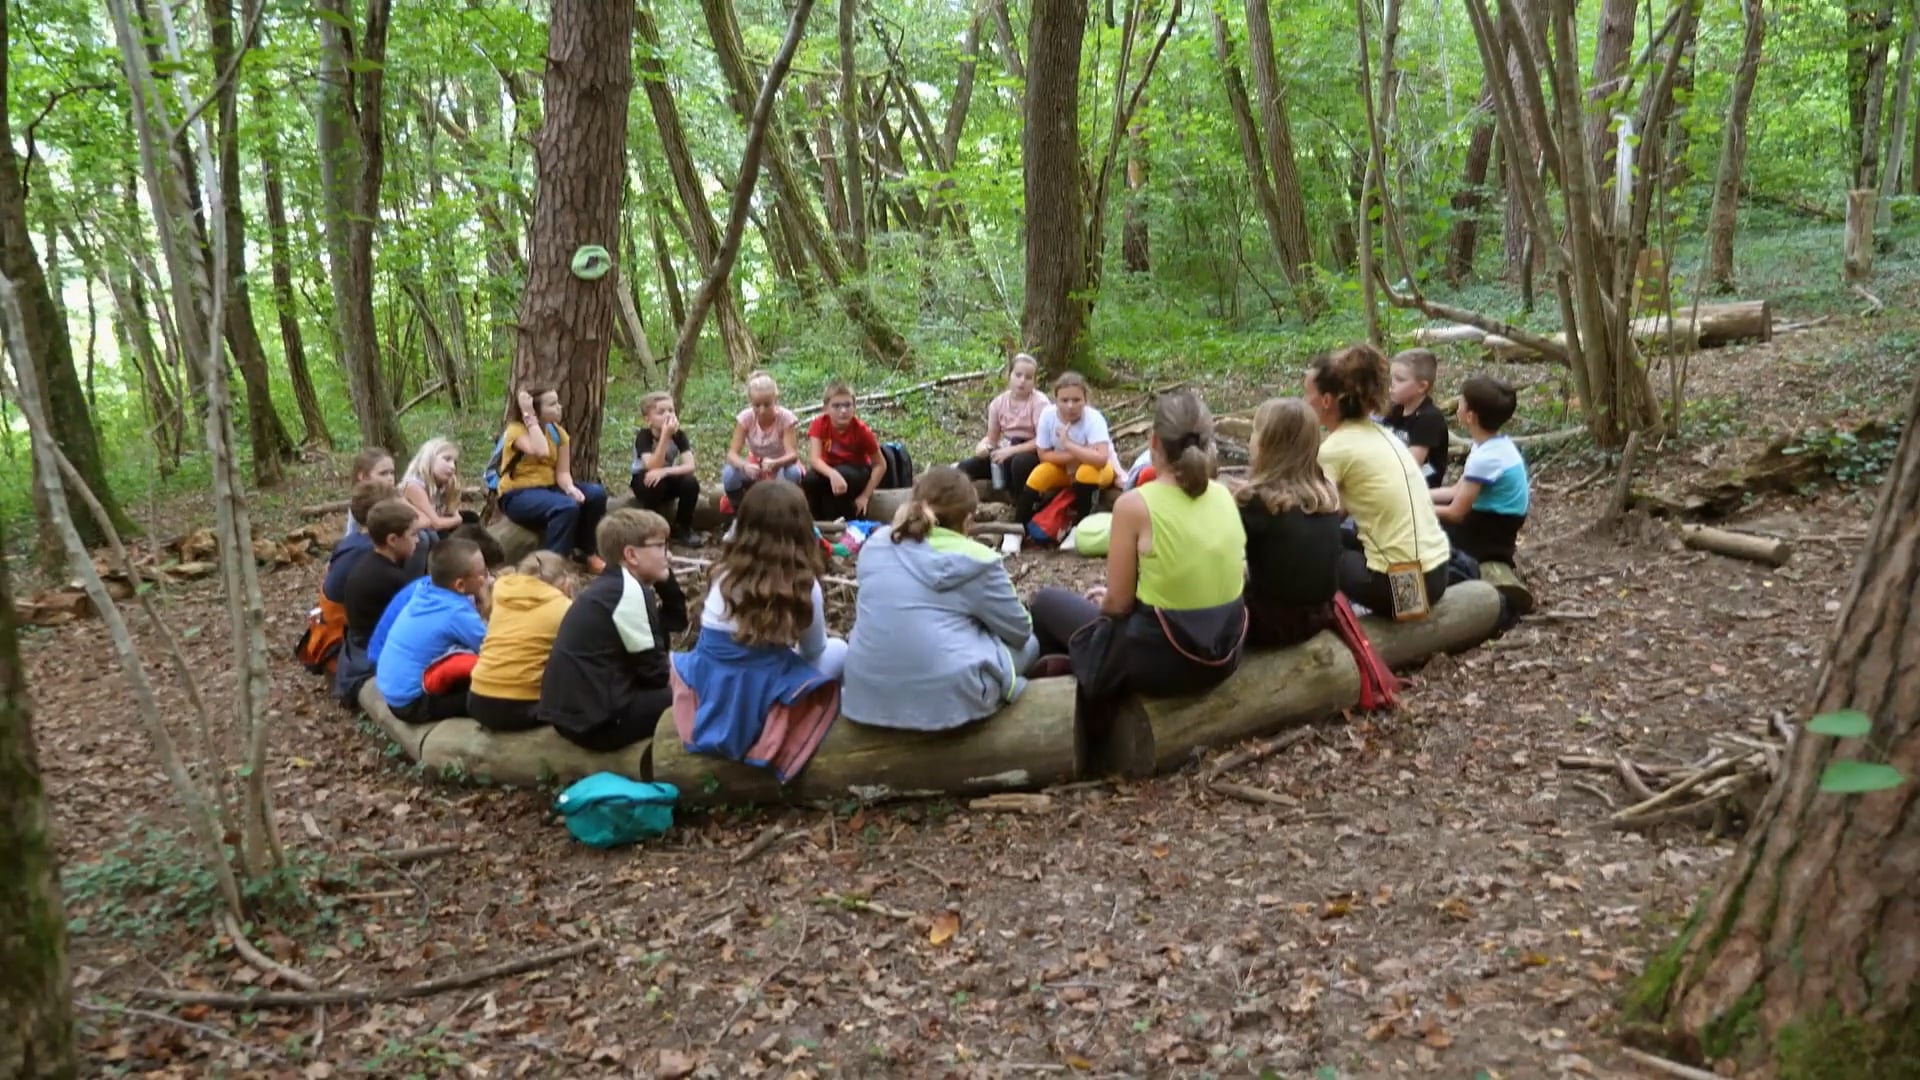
top-left (29, 293), bottom-right (1916, 1079)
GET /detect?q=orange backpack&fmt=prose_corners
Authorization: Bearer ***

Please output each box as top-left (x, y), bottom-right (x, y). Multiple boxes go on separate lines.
top-left (294, 593), bottom-right (348, 675)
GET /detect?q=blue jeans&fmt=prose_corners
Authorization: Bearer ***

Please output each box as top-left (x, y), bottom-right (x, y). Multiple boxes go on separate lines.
top-left (500, 483), bottom-right (608, 556)
top-left (721, 462), bottom-right (804, 500)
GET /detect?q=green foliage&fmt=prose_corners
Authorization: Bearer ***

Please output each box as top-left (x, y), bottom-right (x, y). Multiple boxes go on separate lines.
top-left (1774, 1001), bottom-right (1920, 1080)
top-left (60, 824), bottom-right (330, 940)
top-left (1804, 710), bottom-right (1872, 738)
top-left (1804, 710), bottom-right (1909, 795)
top-left (1783, 421), bottom-right (1908, 490)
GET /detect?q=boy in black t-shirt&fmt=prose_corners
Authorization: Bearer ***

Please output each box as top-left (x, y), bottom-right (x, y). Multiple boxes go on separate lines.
top-left (630, 391), bottom-right (702, 546)
top-left (334, 498), bottom-right (422, 702)
top-left (1383, 348), bottom-right (1450, 489)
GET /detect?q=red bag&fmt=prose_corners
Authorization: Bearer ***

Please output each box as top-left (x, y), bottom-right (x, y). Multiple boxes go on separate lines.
top-left (1024, 489), bottom-right (1078, 545)
top-left (294, 594), bottom-right (347, 676)
top-left (421, 652), bottom-right (479, 695)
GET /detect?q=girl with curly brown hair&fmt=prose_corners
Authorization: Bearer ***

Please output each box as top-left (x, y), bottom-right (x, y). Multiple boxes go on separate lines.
top-left (670, 482), bottom-right (847, 775)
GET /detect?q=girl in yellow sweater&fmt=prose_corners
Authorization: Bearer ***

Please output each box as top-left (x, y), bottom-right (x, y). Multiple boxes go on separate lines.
top-left (467, 552), bottom-right (574, 731)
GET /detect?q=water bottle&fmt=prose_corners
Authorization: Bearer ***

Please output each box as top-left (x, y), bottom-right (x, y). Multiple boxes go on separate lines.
top-left (990, 438), bottom-right (1012, 491)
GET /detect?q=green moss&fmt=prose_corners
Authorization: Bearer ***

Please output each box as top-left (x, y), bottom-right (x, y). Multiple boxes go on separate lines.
top-left (1624, 899), bottom-right (1710, 1023)
top-left (1775, 1001), bottom-right (1920, 1080)
top-left (1701, 986), bottom-right (1764, 1060)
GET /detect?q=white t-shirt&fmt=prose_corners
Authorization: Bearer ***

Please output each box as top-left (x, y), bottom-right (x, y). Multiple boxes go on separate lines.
top-left (701, 574), bottom-right (831, 665)
top-left (1036, 404), bottom-right (1120, 473)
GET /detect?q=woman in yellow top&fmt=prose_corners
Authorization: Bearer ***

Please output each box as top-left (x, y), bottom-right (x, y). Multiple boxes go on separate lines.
top-left (467, 552), bottom-right (574, 731)
top-left (497, 387), bottom-right (609, 563)
top-left (1028, 390), bottom-right (1248, 701)
top-left (1304, 343), bottom-right (1453, 615)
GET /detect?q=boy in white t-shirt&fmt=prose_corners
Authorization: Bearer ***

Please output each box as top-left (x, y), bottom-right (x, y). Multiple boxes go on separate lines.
top-left (1022, 372), bottom-right (1120, 525)
top-left (1432, 376), bottom-right (1530, 564)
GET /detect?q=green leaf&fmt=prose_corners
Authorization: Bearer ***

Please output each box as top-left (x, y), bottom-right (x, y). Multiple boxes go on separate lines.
top-left (1819, 761), bottom-right (1905, 794)
top-left (346, 58), bottom-right (383, 74)
top-left (1806, 709), bottom-right (1872, 738)
top-left (313, 4), bottom-right (354, 29)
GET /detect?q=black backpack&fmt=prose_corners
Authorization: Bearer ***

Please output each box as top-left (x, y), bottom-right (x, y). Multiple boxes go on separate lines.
top-left (880, 441), bottom-right (914, 489)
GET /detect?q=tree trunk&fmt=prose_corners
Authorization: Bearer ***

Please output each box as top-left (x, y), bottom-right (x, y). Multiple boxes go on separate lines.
top-left (1877, 11), bottom-right (1919, 228)
top-left (1122, 118), bottom-right (1151, 273)
top-left (1021, 0), bottom-right (1090, 374)
top-left (316, 0), bottom-right (406, 457)
top-left (1587, 0), bottom-right (1636, 224)
top-left (0, 509), bottom-right (74, 1080)
top-left (207, 0), bottom-right (294, 485)
top-left (1704, 0), bottom-right (1766, 293)
top-left (510, 0), bottom-right (633, 480)
top-left (1846, 188), bottom-right (1878, 281)
top-left (648, 197), bottom-right (687, 330)
top-left (1242, 0), bottom-right (1320, 313)
top-left (838, 0), bottom-right (867, 270)
top-left (0, 0), bottom-right (135, 550)
top-left (260, 149), bottom-right (333, 447)
top-left (1445, 85), bottom-right (1497, 284)
top-left (1647, 372), bottom-right (1920, 1073)
top-left (1855, 2), bottom-right (1897, 189)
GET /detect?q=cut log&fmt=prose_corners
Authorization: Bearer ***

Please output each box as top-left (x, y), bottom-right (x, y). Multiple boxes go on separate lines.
top-left (1101, 581), bottom-right (1504, 777)
top-left (1845, 189), bottom-right (1876, 283)
top-left (487, 490), bottom-right (727, 565)
top-left (356, 682), bottom-right (650, 786)
top-left (1478, 561), bottom-right (1536, 616)
top-left (650, 675), bottom-right (1083, 807)
top-left (1679, 524), bottom-right (1793, 566)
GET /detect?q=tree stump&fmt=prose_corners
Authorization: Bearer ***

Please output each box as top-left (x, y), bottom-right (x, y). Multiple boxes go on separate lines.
top-left (1845, 188), bottom-right (1877, 283)
top-left (1479, 561), bottom-right (1537, 616)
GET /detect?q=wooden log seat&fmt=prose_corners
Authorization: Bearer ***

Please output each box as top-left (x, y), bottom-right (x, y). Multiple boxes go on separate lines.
top-left (1477, 561), bottom-right (1536, 616)
top-left (1099, 580), bottom-right (1504, 777)
top-left (487, 490), bottom-right (727, 565)
top-left (357, 681), bottom-right (649, 786)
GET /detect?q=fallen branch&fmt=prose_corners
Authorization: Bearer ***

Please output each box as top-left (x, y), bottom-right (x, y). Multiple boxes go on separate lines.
top-left (1619, 1047), bottom-right (1722, 1080)
top-left (795, 369), bottom-right (994, 420)
top-left (1614, 756), bottom-right (1656, 802)
top-left (396, 379), bottom-right (446, 418)
top-left (1611, 756), bottom-right (1742, 823)
top-left (732, 824), bottom-right (801, 865)
top-left (1209, 781), bottom-right (1300, 808)
top-left (815, 892), bottom-right (917, 920)
top-left (78, 1000), bottom-right (288, 1064)
top-left (373, 843), bottom-right (459, 866)
top-left (969, 792), bottom-right (1055, 813)
top-left (1204, 727), bottom-right (1314, 782)
top-left (1679, 524), bottom-right (1792, 566)
top-left (131, 939), bottom-right (603, 1009)
top-left (1852, 283), bottom-right (1885, 315)
top-left (221, 913), bottom-right (320, 991)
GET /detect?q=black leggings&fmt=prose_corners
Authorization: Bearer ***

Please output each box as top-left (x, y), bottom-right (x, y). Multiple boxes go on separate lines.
top-left (1336, 550), bottom-right (1450, 616)
top-left (631, 472), bottom-right (702, 535)
top-left (555, 686), bottom-right (673, 753)
top-left (957, 451), bottom-right (1040, 497)
top-left (391, 687), bottom-right (472, 726)
top-left (801, 464), bottom-right (874, 521)
top-left (1030, 587), bottom-right (1244, 700)
top-left (467, 692), bottom-right (542, 733)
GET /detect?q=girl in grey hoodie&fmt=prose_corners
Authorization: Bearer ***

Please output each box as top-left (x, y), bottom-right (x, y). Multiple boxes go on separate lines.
top-left (842, 468), bottom-right (1041, 730)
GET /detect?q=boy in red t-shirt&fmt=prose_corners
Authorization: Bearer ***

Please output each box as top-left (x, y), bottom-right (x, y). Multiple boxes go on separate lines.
top-left (802, 380), bottom-right (887, 520)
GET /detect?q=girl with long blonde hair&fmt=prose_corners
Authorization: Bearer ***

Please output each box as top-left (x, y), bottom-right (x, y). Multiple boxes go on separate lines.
top-left (1234, 398), bottom-right (1345, 648)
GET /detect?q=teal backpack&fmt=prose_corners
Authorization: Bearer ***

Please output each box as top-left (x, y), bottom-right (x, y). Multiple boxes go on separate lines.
top-left (553, 774), bottom-right (679, 848)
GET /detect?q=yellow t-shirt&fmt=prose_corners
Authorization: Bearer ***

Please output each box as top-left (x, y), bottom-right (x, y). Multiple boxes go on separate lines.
top-left (1135, 480), bottom-right (1247, 610)
top-left (497, 421), bottom-right (568, 493)
top-left (469, 574), bottom-right (572, 701)
top-left (1318, 420), bottom-right (1450, 573)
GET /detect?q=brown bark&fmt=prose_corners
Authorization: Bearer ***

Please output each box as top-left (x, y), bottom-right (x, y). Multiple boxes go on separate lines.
top-left (0, 0), bottom-right (134, 549)
top-left (805, 80), bottom-right (850, 244)
top-left (648, 198), bottom-right (687, 331)
top-left (1021, 0), bottom-right (1091, 375)
top-left (837, 0), bottom-right (866, 269)
top-left (510, 0), bottom-right (633, 480)
top-left (1654, 372), bottom-right (1920, 1070)
top-left (1587, 0), bottom-right (1636, 221)
top-left (316, 0), bottom-right (405, 457)
top-left (1876, 12), bottom-right (1919, 227)
top-left (1243, 0), bottom-right (1318, 306)
top-left (1122, 119), bottom-right (1150, 273)
top-left (1704, 0), bottom-right (1766, 293)
top-left (1446, 86), bottom-right (1497, 284)
top-left (1852, 2), bottom-right (1897, 189)
top-left (0, 509), bottom-right (74, 1080)
top-left (207, 0), bottom-right (294, 485)
top-left (260, 149), bottom-right (332, 446)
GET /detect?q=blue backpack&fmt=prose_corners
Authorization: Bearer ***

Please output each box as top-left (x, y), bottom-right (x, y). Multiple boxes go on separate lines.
top-left (553, 773), bottom-right (678, 848)
top-left (482, 422), bottom-right (561, 520)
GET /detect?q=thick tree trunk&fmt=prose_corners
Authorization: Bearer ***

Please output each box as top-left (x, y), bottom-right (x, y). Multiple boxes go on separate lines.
top-left (1846, 188), bottom-right (1878, 281)
top-left (1877, 14), bottom-right (1919, 228)
top-left (316, 0), bottom-right (406, 457)
top-left (1649, 372), bottom-right (1920, 1072)
top-left (260, 150), bottom-right (332, 447)
top-left (1704, 0), bottom-right (1766, 293)
top-left (0, 511), bottom-right (74, 1079)
top-left (1021, 0), bottom-right (1090, 374)
top-left (0, 0), bottom-right (135, 550)
top-left (207, 0), bottom-right (294, 485)
top-left (511, 0), bottom-right (633, 480)
top-left (1854, 2), bottom-right (1897, 189)
top-left (1445, 85), bottom-right (1497, 284)
top-left (1242, 0), bottom-right (1320, 313)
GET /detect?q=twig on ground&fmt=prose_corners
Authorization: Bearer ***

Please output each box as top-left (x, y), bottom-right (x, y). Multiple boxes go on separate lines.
top-left (1614, 756), bottom-right (1656, 802)
top-left (1852, 283), bottom-right (1885, 314)
top-left (816, 892), bottom-right (916, 920)
top-left (374, 843), bottom-right (458, 865)
top-left (131, 939), bottom-right (604, 1009)
top-left (340, 889), bottom-right (412, 904)
top-left (732, 824), bottom-right (800, 865)
top-left (1209, 781), bottom-right (1300, 808)
top-left (1612, 757), bottom-right (1743, 823)
top-left (221, 913), bottom-right (320, 991)
top-left (79, 1000), bottom-right (289, 1064)
top-left (1566, 779), bottom-right (1616, 807)
top-left (1204, 727), bottom-right (1315, 782)
top-left (1533, 608), bottom-right (1601, 622)
top-left (1620, 1045), bottom-right (1724, 1080)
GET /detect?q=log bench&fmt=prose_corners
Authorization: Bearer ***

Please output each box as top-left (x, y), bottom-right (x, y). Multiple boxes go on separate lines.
top-left (357, 681), bottom-right (649, 786)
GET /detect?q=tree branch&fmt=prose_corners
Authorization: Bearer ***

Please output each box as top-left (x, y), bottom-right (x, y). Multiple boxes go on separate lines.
top-left (131, 940), bottom-right (605, 1009)
top-left (20, 81), bottom-right (111, 200)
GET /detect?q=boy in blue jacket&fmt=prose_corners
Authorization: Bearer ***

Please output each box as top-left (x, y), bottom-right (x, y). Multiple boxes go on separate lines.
top-left (377, 538), bottom-right (492, 724)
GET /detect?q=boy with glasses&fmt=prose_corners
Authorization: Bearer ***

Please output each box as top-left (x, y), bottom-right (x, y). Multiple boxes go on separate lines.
top-left (801, 380), bottom-right (887, 521)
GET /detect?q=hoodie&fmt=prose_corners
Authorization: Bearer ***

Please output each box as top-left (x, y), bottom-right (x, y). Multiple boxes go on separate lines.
top-left (469, 575), bottom-right (572, 701)
top-left (375, 583), bottom-right (487, 708)
top-left (322, 531), bottom-right (374, 602)
top-left (842, 526), bottom-right (1035, 731)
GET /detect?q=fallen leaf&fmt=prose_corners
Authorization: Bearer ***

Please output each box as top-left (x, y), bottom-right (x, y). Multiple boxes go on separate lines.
top-left (1520, 952), bottom-right (1550, 968)
top-left (1437, 897), bottom-right (1474, 922)
top-left (656, 1048), bottom-right (697, 1079)
top-left (1422, 1020), bottom-right (1453, 1049)
top-left (1320, 899), bottom-right (1352, 920)
top-left (1065, 1053), bottom-right (1093, 1071)
top-left (929, 911), bottom-right (959, 945)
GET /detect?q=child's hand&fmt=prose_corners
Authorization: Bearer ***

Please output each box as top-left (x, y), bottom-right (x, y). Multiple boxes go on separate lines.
top-left (828, 471), bottom-right (848, 495)
top-left (566, 485), bottom-right (586, 504)
top-left (643, 469), bottom-right (664, 488)
top-left (516, 390), bottom-right (535, 417)
top-left (745, 460), bottom-right (763, 479)
top-left (1084, 585), bottom-right (1108, 606)
top-left (990, 446), bottom-right (1016, 464)
top-left (852, 490), bottom-right (871, 515)
top-left (665, 415), bottom-right (680, 438)
top-left (975, 437), bottom-right (994, 455)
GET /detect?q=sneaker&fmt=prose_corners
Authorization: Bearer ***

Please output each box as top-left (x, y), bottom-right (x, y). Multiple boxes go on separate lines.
top-left (671, 529), bottom-right (700, 547)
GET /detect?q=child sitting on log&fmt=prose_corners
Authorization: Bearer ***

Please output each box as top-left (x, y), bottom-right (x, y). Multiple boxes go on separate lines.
top-left (722, 371), bottom-right (804, 507)
top-left (400, 437), bottom-right (476, 537)
top-left (1431, 376), bottom-right (1530, 565)
top-left (1021, 372), bottom-right (1120, 528)
top-left (495, 386), bottom-right (609, 566)
top-left (630, 391), bottom-right (702, 546)
top-left (335, 498), bottom-right (423, 702)
top-left (324, 481), bottom-right (397, 606)
top-left (1030, 391), bottom-right (1247, 700)
top-left (956, 352), bottom-right (1048, 499)
top-left (1383, 348), bottom-right (1450, 489)
top-left (1234, 398), bottom-right (1345, 648)
top-left (670, 482), bottom-right (847, 778)
top-left (467, 551), bottom-right (575, 733)
top-left (376, 537), bottom-right (492, 725)
top-left (802, 380), bottom-right (887, 521)
top-left (537, 509), bottom-right (687, 753)
top-left (843, 467), bottom-right (1040, 731)
top-left (342, 447), bottom-right (395, 538)
top-left (366, 524), bottom-right (506, 669)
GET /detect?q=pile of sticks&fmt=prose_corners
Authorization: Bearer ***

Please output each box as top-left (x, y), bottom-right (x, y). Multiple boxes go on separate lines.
top-left (1559, 717), bottom-right (1790, 832)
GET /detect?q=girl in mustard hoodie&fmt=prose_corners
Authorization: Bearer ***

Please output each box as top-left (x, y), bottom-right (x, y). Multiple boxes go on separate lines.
top-left (467, 552), bottom-right (575, 731)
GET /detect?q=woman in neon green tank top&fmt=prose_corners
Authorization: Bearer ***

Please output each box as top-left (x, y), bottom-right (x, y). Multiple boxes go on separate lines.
top-left (1029, 391), bottom-right (1248, 701)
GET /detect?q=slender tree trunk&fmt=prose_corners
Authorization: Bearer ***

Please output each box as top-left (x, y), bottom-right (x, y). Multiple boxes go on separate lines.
top-left (260, 150), bottom-right (332, 446)
top-left (1855, 2), bottom-right (1897, 188)
top-left (1647, 372), bottom-right (1920, 1072)
top-left (648, 197), bottom-right (687, 330)
top-left (0, 0), bottom-right (135, 549)
top-left (1705, 0), bottom-right (1767, 292)
top-left (838, 0), bottom-right (867, 269)
top-left (1588, 0), bottom-right (1636, 224)
top-left (1243, 0), bottom-right (1319, 308)
top-left (1122, 118), bottom-right (1151, 273)
top-left (805, 80), bottom-right (850, 242)
top-left (1021, 0), bottom-right (1090, 374)
top-left (316, 0), bottom-right (405, 456)
top-left (0, 508), bottom-right (74, 1080)
top-left (510, 0), bottom-right (633, 479)
top-left (1446, 85), bottom-right (1497, 284)
top-left (1877, 11), bottom-right (1919, 228)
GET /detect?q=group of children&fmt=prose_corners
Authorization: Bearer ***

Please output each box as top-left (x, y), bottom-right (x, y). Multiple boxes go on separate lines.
top-left (297, 342), bottom-right (1532, 775)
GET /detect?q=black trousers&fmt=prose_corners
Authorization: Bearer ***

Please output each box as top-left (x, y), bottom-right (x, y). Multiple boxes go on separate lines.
top-left (631, 472), bottom-right (702, 535)
top-left (391, 685), bottom-right (472, 726)
top-left (555, 686), bottom-right (674, 753)
top-left (1336, 550), bottom-right (1450, 616)
top-left (467, 692), bottom-right (542, 733)
top-left (957, 451), bottom-right (1041, 498)
top-left (801, 464), bottom-right (874, 521)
